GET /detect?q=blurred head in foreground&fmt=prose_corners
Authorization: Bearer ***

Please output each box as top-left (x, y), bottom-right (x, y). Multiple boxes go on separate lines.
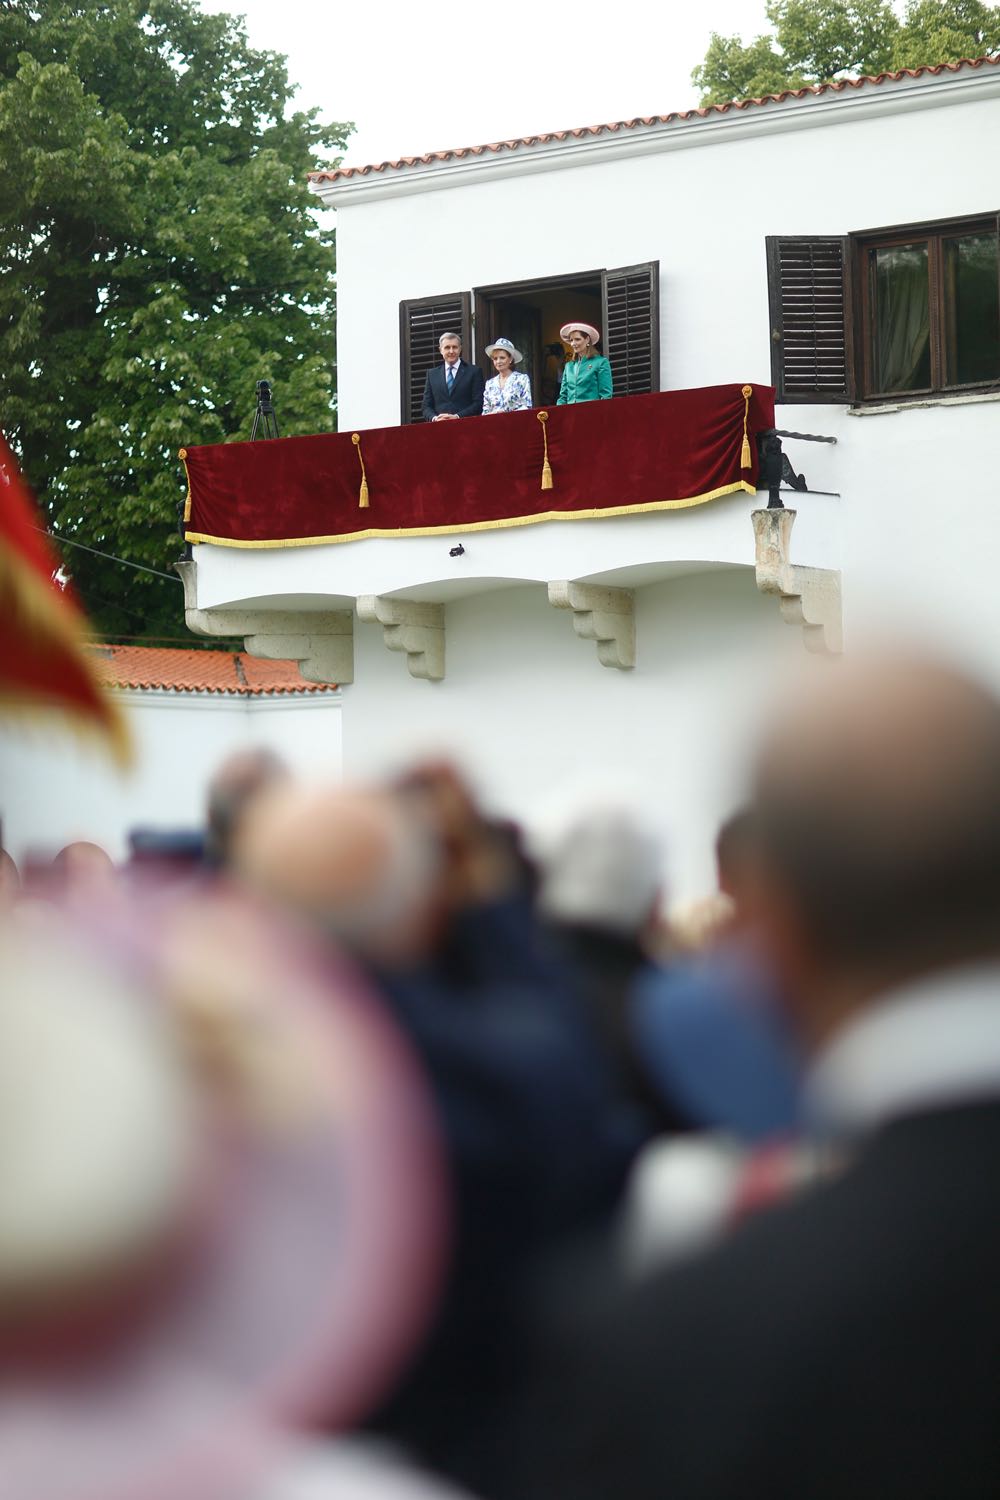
top-left (715, 807), bottom-right (758, 915)
top-left (53, 840), bottom-right (118, 900)
top-left (749, 651), bottom-right (1000, 1050)
top-left (234, 780), bottom-right (445, 970)
top-left (205, 747), bottom-right (289, 869)
top-left (0, 888), bottom-right (446, 1497)
top-left (0, 848), bottom-right (19, 907)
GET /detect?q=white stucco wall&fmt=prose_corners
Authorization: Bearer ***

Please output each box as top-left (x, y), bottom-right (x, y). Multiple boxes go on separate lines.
top-left (331, 82), bottom-right (1000, 432)
top-left (0, 691), bottom-right (342, 866)
top-left (344, 568), bottom-right (802, 901)
top-left (175, 70), bottom-right (1000, 898)
top-left (320, 69), bottom-right (1000, 696)
top-left (310, 70), bottom-right (1000, 888)
top-left (314, 69), bottom-right (1000, 687)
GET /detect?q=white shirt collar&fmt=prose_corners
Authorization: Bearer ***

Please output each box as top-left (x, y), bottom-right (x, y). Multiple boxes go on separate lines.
top-left (806, 961), bottom-right (1000, 1137)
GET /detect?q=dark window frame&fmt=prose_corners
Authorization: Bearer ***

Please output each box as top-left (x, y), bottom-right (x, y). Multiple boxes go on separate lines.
top-left (473, 268), bottom-right (602, 406)
top-left (602, 262), bottom-right (660, 398)
top-left (398, 264), bottom-right (661, 422)
top-left (768, 210), bottom-right (1000, 406)
top-left (855, 211), bottom-right (1000, 401)
top-left (474, 263), bottom-right (660, 398)
top-left (398, 291), bottom-right (472, 425)
top-left (766, 236), bottom-right (854, 404)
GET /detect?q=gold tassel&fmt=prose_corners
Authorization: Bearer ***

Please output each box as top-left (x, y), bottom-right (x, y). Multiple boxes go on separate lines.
top-left (537, 411), bottom-right (553, 491)
top-left (178, 448), bottom-right (192, 522)
top-left (352, 432), bottom-right (370, 508)
top-left (740, 385), bottom-right (753, 470)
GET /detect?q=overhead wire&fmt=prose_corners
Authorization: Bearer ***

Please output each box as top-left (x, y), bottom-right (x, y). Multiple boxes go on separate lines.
top-left (33, 525), bottom-right (182, 583)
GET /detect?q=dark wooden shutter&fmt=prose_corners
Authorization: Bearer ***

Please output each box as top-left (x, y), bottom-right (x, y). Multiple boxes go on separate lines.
top-left (766, 237), bottom-right (852, 401)
top-left (602, 262), bottom-right (659, 396)
top-left (399, 293), bottom-right (472, 424)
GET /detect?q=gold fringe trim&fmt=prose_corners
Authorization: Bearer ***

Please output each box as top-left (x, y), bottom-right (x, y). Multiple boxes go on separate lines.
top-left (0, 545), bottom-right (133, 768)
top-left (178, 448), bottom-right (192, 522)
top-left (537, 411), bottom-right (553, 490)
top-left (740, 386), bottom-right (753, 470)
top-left (184, 480), bottom-right (756, 549)
top-left (351, 433), bottom-right (370, 508)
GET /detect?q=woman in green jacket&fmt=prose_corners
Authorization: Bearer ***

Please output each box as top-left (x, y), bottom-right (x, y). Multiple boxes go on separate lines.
top-left (557, 322), bottom-right (613, 404)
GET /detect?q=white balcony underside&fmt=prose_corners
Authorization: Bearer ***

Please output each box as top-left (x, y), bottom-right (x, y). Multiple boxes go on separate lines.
top-left (189, 490), bottom-right (840, 612)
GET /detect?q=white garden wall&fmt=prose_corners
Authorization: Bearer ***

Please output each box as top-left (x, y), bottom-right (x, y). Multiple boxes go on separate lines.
top-left (0, 690), bottom-right (342, 866)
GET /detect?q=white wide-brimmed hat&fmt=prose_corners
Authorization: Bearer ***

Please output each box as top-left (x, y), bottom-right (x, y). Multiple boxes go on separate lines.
top-left (560, 322), bottom-right (601, 345)
top-left (484, 337), bottom-right (523, 363)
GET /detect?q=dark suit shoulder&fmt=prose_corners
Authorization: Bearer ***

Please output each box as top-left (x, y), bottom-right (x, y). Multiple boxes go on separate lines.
top-left (522, 1104), bottom-right (1000, 1500)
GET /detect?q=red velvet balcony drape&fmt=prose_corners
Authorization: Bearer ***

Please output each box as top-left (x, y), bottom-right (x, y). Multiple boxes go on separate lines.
top-left (182, 384), bottom-right (775, 549)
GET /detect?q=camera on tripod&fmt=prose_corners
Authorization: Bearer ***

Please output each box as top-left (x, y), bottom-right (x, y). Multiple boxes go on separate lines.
top-left (250, 379), bottom-right (280, 441)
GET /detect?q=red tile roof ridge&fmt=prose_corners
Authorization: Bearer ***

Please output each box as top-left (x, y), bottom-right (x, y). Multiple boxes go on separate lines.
top-left (85, 644), bottom-right (338, 695)
top-left (309, 56), bottom-right (998, 184)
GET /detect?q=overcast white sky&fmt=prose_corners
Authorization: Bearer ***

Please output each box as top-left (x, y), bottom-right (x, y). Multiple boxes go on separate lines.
top-left (201, 0), bottom-right (772, 169)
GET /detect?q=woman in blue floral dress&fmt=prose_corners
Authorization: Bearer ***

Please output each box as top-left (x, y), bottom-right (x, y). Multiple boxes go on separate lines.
top-left (482, 337), bottom-right (533, 414)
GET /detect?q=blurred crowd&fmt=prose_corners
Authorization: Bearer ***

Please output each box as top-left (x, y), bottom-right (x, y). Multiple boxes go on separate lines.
top-left (3, 647), bottom-right (1000, 1498)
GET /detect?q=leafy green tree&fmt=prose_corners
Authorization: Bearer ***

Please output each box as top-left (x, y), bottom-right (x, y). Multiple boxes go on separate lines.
top-left (693, 0), bottom-right (1000, 106)
top-left (0, 0), bottom-right (351, 637)
top-left (894, 0), bottom-right (1000, 65)
top-left (692, 31), bottom-right (796, 103)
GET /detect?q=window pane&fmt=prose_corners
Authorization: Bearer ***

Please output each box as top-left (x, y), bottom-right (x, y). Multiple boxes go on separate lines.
top-left (874, 244), bottom-right (931, 393)
top-left (944, 233), bottom-right (1000, 386)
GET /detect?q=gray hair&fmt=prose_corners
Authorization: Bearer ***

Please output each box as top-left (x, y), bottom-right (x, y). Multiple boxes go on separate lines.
top-left (438, 331), bottom-right (462, 350)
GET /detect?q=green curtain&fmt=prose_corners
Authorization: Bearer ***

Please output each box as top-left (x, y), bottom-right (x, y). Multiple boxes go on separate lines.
top-left (876, 245), bottom-right (931, 393)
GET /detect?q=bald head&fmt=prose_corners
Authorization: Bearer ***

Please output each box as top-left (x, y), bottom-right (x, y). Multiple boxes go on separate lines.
top-left (234, 782), bottom-right (441, 967)
top-left (753, 653), bottom-right (1000, 986)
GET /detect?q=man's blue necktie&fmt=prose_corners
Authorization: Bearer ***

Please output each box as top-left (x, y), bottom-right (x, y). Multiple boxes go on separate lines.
top-left (446, 365), bottom-right (456, 395)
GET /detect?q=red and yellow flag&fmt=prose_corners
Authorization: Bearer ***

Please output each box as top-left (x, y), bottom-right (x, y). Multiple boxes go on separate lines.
top-left (0, 436), bottom-right (131, 764)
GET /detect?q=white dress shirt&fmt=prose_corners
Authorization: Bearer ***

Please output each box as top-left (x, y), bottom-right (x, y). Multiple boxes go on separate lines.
top-left (806, 961), bottom-right (1000, 1138)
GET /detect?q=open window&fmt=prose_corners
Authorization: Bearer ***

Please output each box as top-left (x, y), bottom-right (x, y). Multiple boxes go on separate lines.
top-left (473, 270), bottom-right (602, 407)
top-left (399, 264), bottom-right (660, 421)
top-left (473, 263), bottom-right (660, 406)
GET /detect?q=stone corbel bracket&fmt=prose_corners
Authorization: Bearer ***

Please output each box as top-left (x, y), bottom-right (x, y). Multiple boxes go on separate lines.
top-left (751, 509), bottom-right (842, 655)
top-left (357, 594), bottom-right (445, 681)
top-left (175, 560), bottom-right (353, 683)
top-left (548, 580), bottom-right (635, 670)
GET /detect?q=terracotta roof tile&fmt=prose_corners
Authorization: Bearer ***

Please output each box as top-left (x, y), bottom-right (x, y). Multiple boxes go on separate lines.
top-left (85, 645), bottom-right (337, 694)
top-left (309, 57), bottom-right (999, 184)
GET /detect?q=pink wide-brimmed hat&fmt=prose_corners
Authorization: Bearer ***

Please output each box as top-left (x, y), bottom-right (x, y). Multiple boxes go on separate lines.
top-left (560, 322), bottom-right (601, 345)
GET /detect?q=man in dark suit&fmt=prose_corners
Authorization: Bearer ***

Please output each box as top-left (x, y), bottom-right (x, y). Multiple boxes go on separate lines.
top-left (519, 652), bottom-right (1000, 1500)
top-left (422, 332), bottom-right (484, 422)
